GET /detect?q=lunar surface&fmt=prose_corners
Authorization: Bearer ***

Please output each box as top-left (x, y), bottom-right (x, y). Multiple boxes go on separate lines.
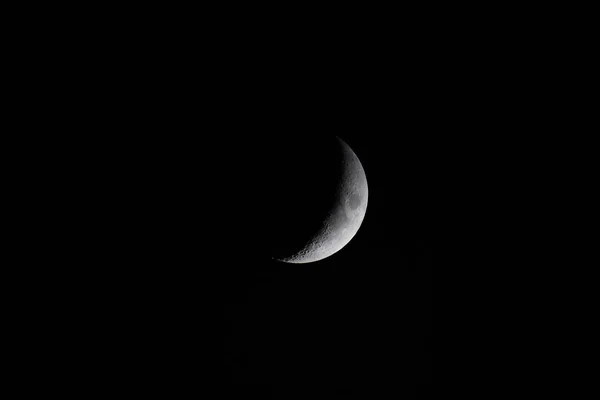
top-left (274, 137), bottom-right (368, 264)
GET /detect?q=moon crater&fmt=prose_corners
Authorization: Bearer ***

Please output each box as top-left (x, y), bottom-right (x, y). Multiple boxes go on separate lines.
top-left (348, 193), bottom-right (361, 210)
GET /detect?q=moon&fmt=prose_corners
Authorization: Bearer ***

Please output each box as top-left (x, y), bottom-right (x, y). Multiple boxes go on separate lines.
top-left (273, 137), bottom-right (368, 264)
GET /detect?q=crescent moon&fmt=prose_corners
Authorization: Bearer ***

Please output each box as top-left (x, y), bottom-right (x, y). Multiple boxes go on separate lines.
top-left (275, 137), bottom-right (368, 264)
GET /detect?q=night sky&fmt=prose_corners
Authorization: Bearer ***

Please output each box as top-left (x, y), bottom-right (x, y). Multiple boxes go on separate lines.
top-left (214, 133), bottom-right (432, 396)
top-left (94, 132), bottom-right (432, 397)
top-left (72, 42), bottom-right (434, 396)
top-left (53, 108), bottom-right (433, 399)
top-left (27, 9), bottom-right (457, 396)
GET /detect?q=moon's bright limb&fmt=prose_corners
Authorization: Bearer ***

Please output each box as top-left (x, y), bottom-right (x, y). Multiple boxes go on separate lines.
top-left (275, 137), bottom-right (368, 264)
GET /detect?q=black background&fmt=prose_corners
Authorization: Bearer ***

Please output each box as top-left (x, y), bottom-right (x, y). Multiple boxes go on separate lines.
top-left (76, 119), bottom-right (433, 397)
top-left (42, 28), bottom-right (436, 397)
top-left (19, 4), bottom-right (564, 396)
top-left (219, 133), bottom-right (433, 396)
top-left (93, 129), bottom-right (432, 397)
